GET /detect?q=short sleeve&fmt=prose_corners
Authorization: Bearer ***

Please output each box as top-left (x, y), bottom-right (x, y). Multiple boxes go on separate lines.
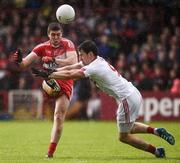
top-left (81, 65), bottom-right (95, 77)
top-left (32, 44), bottom-right (44, 57)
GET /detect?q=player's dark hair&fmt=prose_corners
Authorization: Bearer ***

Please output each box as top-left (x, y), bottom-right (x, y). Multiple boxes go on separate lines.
top-left (78, 40), bottom-right (98, 56)
top-left (47, 22), bottom-right (63, 33)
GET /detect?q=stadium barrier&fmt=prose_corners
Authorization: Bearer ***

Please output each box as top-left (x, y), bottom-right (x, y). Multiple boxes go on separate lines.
top-left (0, 91), bottom-right (8, 112)
top-left (0, 90), bottom-right (179, 121)
top-left (8, 90), bottom-right (43, 119)
top-left (100, 92), bottom-right (180, 122)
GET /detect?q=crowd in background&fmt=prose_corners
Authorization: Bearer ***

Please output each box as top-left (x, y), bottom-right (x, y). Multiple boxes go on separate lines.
top-left (0, 0), bottom-right (180, 118)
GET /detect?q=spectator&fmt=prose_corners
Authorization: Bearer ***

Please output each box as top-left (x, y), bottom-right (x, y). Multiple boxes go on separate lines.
top-left (0, 0), bottom-right (179, 94)
top-left (170, 69), bottom-right (180, 94)
top-left (66, 78), bottom-right (91, 120)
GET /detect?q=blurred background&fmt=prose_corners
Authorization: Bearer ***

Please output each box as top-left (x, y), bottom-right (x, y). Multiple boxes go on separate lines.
top-left (0, 0), bottom-right (179, 122)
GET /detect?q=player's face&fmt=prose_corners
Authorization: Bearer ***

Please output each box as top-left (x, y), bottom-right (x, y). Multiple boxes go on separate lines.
top-left (48, 30), bottom-right (62, 47)
top-left (79, 50), bottom-right (94, 65)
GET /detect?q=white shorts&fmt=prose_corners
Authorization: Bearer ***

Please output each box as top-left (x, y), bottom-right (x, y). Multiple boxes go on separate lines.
top-left (117, 88), bottom-right (142, 133)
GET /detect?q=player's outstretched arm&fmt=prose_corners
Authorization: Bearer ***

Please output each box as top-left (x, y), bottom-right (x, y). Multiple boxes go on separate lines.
top-left (55, 51), bottom-right (78, 67)
top-left (12, 50), bottom-right (40, 67)
top-left (31, 65), bottom-right (85, 80)
top-left (49, 69), bottom-right (85, 80)
top-left (31, 68), bottom-right (55, 79)
top-left (56, 62), bottom-right (83, 71)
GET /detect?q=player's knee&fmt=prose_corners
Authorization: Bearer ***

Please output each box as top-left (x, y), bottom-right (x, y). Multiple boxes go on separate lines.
top-left (54, 107), bottom-right (67, 120)
top-left (129, 124), bottom-right (137, 134)
top-left (119, 134), bottom-right (129, 143)
top-left (54, 112), bottom-right (63, 121)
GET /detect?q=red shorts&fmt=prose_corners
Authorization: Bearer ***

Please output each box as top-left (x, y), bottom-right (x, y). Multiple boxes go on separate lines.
top-left (44, 79), bottom-right (73, 100)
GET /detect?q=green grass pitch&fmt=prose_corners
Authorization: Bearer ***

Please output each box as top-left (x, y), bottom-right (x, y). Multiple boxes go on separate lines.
top-left (0, 120), bottom-right (179, 163)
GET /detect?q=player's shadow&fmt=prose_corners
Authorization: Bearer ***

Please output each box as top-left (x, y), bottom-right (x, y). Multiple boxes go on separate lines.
top-left (58, 155), bottom-right (180, 161)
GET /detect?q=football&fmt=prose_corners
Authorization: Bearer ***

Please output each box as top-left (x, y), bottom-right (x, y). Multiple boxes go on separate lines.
top-left (56, 4), bottom-right (75, 24)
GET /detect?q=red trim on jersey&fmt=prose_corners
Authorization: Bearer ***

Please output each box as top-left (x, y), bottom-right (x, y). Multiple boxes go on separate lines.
top-left (81, 68), bottom-right (86, 71)
top-left (122, 99), bottom-right (130, 123)
top-left (80, 68), bottom-right (86, 77)
top-left (79, 69), bottom-right (85, 76)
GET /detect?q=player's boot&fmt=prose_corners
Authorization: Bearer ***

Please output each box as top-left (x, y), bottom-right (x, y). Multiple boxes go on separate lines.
top-left (45, 153), bottom-right (53, 158)
top-left (156, 128), bottom-right (175, 145)
top-left (155, 147), bottom-right (166, 158)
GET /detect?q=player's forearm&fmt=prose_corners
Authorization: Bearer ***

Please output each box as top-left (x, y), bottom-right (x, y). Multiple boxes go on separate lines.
top-left (56, 62), bottom-right (82, 71)
top-left (19, 52), bottom-right (39, 67)
top-left (55, 51), bottom-right (78, 67)
top-left (49, 71), bottom-right (74, 80)
top-left (18, 59), bottom-right (31, 67)
top-left (49, 69), bottom-right (84, 80)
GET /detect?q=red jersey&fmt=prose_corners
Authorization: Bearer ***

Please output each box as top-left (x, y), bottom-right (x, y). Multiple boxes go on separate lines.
top-left (32, 38), bottom-right (76, 99)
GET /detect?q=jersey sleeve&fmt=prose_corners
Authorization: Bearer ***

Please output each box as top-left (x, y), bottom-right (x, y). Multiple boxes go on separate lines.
top-left (32, 44), bottom-right (44, 57)
top-left (81, 65), bottom-right (95, 77)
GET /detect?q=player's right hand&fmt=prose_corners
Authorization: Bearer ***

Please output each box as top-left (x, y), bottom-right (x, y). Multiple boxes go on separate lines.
top-left (31, 68), bottom-right (56, 79)
top-left (12, 49), bottom-right (22, 64)
top-left (31, 68), bottom-right (49, 78)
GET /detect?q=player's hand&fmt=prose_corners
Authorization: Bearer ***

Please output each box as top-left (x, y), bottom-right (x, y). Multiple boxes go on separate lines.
top-left (42, 56), bottom-right (58, 70)
top-left (42, 56), bottom-right (55, 63)
top-left (31, 68), bottom-right (56, 79)
top-left (12, 49), bottom-right (22, 64)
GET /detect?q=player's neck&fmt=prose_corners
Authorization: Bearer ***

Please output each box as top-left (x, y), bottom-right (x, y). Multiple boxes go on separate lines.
top-left (51, 44), bottom-right (60, 48)
top-left (50, 41), bottom-right (60, 48)
top-left (91, 56), bottom-right (97, 62)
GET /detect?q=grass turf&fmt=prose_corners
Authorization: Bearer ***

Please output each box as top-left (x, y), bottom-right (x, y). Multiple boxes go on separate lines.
top-left (0, 120), bottom-right (179, 163)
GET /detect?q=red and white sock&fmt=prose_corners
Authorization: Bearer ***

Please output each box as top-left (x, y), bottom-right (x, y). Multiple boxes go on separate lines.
top-left (147, 144), bottom-right (156, 155)
top-left (147, 127), bottom-right (160, 136)
top-left (147, 127), bottom-right (155, 134)
top-left (47, 142), bottom-right (57, 156)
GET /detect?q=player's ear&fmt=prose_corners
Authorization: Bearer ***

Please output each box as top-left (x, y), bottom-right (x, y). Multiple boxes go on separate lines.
top-left (89, 51), bottom-right (94, 56)
top-left (60, 32), bottom-right (62, 37)
top-left (47, 32), bottom-right (50, 38)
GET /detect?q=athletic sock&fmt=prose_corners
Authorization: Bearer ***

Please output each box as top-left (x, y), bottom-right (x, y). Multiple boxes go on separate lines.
top-left (154, 128), bottom-right (160, 135)
top-left (147, 127), bottom-right (155, 134)
top-left (47, 142), bottom-right (57, 156)
top-left (154, 148), bottom-right (160, 156)
top-left (147, 144), bottom-right (156, 155)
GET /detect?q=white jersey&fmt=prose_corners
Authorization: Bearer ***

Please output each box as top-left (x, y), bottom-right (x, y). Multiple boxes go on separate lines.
top-left (81, 56), bottom-right (135, 101)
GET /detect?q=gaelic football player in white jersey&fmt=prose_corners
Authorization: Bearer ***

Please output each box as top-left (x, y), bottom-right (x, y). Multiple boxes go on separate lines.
top-left (32, 40), bottom-right (175, 158)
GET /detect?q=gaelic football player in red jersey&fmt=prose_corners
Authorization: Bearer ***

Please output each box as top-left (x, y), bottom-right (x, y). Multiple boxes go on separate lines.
top-left (12, 22), bottom-right (78, 158)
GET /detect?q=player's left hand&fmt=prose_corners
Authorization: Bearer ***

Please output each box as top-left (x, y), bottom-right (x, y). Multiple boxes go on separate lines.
top-left (11, 49), bottom-right (22, 64)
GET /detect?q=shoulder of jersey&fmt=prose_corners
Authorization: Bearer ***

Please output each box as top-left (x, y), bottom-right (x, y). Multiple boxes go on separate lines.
top-left (61, 37), bottom-right (73, 43)
top-left (61, 37), bottom-right (75, 49)
top-left (35, 41), bottom-right (50, 48)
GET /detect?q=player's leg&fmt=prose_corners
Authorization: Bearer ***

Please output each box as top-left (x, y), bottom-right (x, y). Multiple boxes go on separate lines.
top-left (117, 89), bottom-right (165, 157)
top-left (130, 122), bottom-right (175, 145)
top-left (118, 123), bottom-right (165, 158)
top-left (46, 94), bottom-right (70, 158)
